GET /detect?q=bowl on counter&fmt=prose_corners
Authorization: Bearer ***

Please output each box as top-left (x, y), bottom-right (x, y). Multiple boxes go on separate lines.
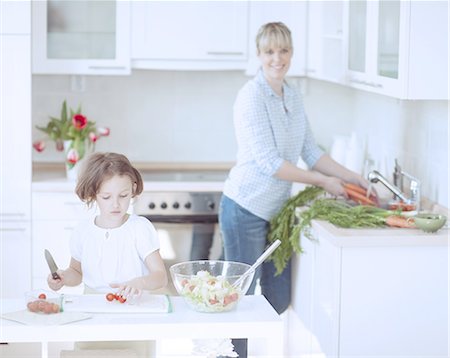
top-left (170, 260), bottom-right (254, 313)
top-left (408, 213), bottom-right (447, 233)
top-left (25, 289), bottom-right (63, 314)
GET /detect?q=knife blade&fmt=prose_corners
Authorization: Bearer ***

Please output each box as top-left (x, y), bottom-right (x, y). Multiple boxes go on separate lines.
top-left (44, 249), bottom-right (61, 280)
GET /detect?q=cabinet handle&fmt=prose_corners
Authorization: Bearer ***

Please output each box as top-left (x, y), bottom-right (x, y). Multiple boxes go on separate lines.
top-left (350, 79), bottom-right (383, 89)
top-left (88, 66), bottom-right (127, 70)
top-left (64, 227), bottom-right (74, 231)
top-left (305, 68), bottom-right (316, 74)
top-left (0, 228), bottom-right (26, 232)
top-left (206, 51), bottom-right (244, 56)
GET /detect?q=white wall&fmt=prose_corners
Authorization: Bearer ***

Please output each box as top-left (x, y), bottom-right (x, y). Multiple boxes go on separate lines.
top-left (32, 71), bottom-right (448, 206)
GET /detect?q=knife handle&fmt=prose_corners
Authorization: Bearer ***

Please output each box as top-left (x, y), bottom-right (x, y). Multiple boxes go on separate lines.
top-left (52, 272), bottom-right (61, 280)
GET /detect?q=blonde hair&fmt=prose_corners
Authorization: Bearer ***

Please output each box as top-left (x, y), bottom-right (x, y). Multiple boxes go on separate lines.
top-left (256, 22), bottom-right (293, 54)
top-left (75, 152), bottom-right (144, 206)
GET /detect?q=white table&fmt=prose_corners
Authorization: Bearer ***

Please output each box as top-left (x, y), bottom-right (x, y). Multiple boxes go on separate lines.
top-left (0, 295), bottom-right (283, 357)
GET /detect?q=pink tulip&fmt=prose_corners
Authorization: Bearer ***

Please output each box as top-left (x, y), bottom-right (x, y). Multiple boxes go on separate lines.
top-left (56, 139), bottom-right (64, 151)
top-left (97, 127), bottom-right (110, 136)
top-left (72, 114), bottom-right (88, 130)
top-left (66, 148), bottom-right (79, 164)
top-left (33, 141), bottom-right (46, 152)
top-left (89, 132), bottom-right (98, 143)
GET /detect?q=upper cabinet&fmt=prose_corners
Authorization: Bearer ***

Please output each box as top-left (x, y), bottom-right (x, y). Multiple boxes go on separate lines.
top-left (305, 1), bottom-right (346, 83)
top-left (131, 1), bottom-right (248, 70)
top-left (306, 0), bottom-right (448, 100)
top-left (343, 0), bottom-right (448, 99)
top-left (32, 0), bottom-right (130, 75)
top-left (246, 1), bottom-right (307, 77)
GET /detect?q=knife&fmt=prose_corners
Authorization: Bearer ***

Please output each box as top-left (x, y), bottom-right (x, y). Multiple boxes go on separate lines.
top-left (44, 249), bottom-right (61, 280)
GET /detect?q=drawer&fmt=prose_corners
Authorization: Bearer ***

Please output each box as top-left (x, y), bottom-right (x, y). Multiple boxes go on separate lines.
top-left (32, 192), bottom-right (97, 220)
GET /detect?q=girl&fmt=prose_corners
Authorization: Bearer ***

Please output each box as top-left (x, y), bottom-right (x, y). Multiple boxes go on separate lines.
top-left (48, 152), bottom-right (168, 298)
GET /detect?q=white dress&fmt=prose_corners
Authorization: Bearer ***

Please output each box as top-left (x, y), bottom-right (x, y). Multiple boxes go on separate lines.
top-left (70, 214), bottom-right (160, 293)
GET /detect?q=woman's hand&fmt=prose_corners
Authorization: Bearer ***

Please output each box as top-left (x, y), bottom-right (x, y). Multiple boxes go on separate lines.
top-left (320, 176), bottom-right (347, 198)
top-left (47, 270), bottom-right (65, 291)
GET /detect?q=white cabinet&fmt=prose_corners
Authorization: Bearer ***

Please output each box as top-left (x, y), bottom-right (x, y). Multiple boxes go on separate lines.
top-left (32, 0), bottom-right (130, 75)
top-left (246, 1), bottom-right (307, 77)
top-left (31, 192), bottom-right (95, 293)
top-left (0, 222), bottom-right (31, 298)
top-left (344, 0), bottom-right (448, 99)
top-left (0, 0), bottom-right (31, 34)
top-left (0, 1), bottom-right (32, 298)
top-left (131, 1), bottom-right (248, 70)
top-left (305, 1), bottom-right (346, 83)
top-left (292, 224), bottom-right (448, 357)
top-left (0, 35), bottom-right (32, 221)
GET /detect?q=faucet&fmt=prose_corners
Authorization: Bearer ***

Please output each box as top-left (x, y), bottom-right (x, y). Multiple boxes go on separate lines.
top-left (367, 161), bottom-right (421, 210)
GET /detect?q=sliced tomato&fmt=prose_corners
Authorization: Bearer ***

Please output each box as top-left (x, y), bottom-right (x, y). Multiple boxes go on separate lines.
top-left (38, 293), bottom-right (47, 300)
top-left (106, 293), bottom-right (115, 302)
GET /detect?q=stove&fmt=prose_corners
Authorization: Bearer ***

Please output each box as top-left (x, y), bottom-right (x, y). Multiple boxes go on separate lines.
top-left (133, 170), bottom-right (228, 224)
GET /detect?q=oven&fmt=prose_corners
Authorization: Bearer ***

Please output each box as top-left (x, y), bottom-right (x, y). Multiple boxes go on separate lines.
top-left (132, 170), bottom-right (228, 268)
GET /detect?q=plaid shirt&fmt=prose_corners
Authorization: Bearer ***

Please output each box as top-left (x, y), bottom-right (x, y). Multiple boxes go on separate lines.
top-left (223, 69), bottom-right (323, 221)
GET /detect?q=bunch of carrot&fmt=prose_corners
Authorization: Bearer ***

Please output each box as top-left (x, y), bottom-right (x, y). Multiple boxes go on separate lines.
top-left (342, 183), bottom-right (414, 228)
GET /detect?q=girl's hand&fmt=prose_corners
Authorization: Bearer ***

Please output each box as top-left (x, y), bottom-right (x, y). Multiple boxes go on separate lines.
top-left (47, 270), bottom-right (65, 291)
top-left (110, 280), bottom-right (143, 301)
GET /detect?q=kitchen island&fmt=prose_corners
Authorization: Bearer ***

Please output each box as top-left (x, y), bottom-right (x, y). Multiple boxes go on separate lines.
top-left (1, 295), bottom-right (283, 358)
top-left (290, 219), bottom-right (449, 357)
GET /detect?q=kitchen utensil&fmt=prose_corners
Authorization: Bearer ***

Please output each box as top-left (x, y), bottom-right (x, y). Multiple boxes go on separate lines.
top-left (44, 249), bottom-right (61, 280)
top-left (232, 239), bottom-right (281, 289)
top-left (407, 213), bottom-right (447, 233)
top-left (170, 260), bottom-right (253, 313)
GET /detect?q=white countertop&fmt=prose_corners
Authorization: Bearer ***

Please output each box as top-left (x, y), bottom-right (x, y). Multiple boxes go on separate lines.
top-left (32, 169), bottom-right (226, 192)
top-left (310, 219), bottom-right (449, 247)
top-left (1, 295), bottom-right (283, 358)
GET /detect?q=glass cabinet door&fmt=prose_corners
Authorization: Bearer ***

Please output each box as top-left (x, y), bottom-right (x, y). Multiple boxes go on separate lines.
top-left (47, 0), bottom-right (116, 60)
top-left (32, 0), bottom-right (130, 75)
top-left (348, 0), bottom-right (367, 73)
top-left (377, 0), bottom-right (400, 79)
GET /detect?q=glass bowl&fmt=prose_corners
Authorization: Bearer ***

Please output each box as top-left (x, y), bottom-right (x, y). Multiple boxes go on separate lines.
top-left (170, 260), bottom-right (254, 313)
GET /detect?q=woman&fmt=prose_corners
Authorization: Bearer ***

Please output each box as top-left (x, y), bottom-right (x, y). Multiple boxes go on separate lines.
top-left (219, 22), bottom-right (369, 357)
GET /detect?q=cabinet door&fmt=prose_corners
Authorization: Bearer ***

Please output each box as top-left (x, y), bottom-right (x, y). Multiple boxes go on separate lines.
top-left (246, 1), bottom-right (307, 77)
top-left (32, 0), bottom-right (130, 75)
top-left (0, 0), bottom-right (30, 34)
top-left (306, 1), bottom-right (346, 83)
top-left (131, 1), bottom-right (248, 70)
top-left (0, 35), bottom-right (31, 221)
top-left (0, 221), bottom-right (31, 298)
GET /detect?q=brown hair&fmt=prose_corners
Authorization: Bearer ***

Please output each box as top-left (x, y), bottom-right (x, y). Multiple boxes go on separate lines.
top-left (75, 152), bottom-right (144, 206)
top-left (256, 22), bottom-right (293, 54)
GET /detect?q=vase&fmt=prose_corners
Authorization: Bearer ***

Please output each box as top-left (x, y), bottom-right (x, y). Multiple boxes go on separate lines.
top-left (63, 140), bottom-right (89, 181)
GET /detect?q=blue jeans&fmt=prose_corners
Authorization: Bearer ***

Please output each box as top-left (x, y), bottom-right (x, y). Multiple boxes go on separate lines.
top-left (190, 223), bottom-right (216, 260)
top-left (219, 195), bottom-right (291, 357)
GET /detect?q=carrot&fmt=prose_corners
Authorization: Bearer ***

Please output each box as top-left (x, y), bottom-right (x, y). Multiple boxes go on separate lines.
top-left (344, 183), bottom-right (367, 196)
top-left (385, 215), bottom-right (415, 228)
top-left (345, 187), bottom-right (377, 206)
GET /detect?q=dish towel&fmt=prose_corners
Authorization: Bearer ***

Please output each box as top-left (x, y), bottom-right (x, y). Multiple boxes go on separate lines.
top-left (191, 338), bottom-right (238, 357)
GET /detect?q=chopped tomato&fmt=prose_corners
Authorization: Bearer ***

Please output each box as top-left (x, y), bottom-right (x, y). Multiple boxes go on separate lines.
top-left (38, 293), bottom-right (47, 300)
top-left (106, 293), bottom-right (115, 302)
top-left (118, 296), bottom-right (127, 303)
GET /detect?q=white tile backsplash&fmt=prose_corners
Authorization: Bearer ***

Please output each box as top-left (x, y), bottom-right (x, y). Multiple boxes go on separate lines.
top-left (32, 71), bottom-right (448, 206)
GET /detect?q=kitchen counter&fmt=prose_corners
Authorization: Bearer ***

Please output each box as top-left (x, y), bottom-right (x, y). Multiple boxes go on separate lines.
top-left (32, 164), bottom-right (228, 192)
top-left (310, 219), bottom-right (449, 247)
top-left (1, 295), bottom-right (283, 358)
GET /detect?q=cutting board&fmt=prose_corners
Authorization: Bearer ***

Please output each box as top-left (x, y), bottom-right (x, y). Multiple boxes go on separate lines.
top-left (63, 294), bottom-right (172, 313)
top-left (1, 310), bottom-right (92, 326)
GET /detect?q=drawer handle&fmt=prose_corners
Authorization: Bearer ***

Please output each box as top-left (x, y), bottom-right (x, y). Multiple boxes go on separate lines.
top-left (88, 66), bottom-right (127, 70)
top-left (0, 228), bottom-right (26, 232)
top-left (0, 213), bottom-right (26, 217)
